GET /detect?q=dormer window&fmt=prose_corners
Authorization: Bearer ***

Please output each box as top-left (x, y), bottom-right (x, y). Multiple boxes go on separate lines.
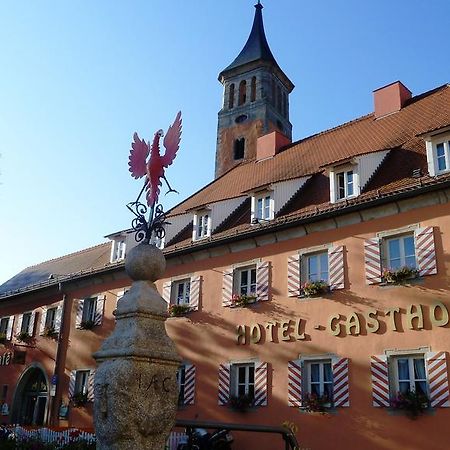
top-left (251, 192), bottom-right (274, 223)
top-left (330, 165), bottom-right (359, 203)
top-left (193, 211), bottom-right (211, 241)
top-left (111, 239), bottom-right (126, 262)
top-left (425, 132), bottom-right (450, 176)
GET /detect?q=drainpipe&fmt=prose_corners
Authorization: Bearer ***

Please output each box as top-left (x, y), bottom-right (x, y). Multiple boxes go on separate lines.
top-left (49, 283), bottom-right (70, 426)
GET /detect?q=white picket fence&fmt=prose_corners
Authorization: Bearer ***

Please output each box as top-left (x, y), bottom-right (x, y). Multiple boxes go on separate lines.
top-left (8, 426), bottom-right (186, 449)
top-left (9, 425), bottom-right (95, 447)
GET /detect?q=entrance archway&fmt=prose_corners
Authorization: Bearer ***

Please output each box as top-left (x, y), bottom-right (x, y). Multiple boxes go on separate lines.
top-left (11, 366), bottom-right (49, 425)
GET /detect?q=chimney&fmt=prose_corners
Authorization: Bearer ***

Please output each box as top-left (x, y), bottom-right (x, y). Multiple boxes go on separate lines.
top-left (373, 81), bottom-right (412, 119)
top-left (256, 131), bottom-right (291, 161)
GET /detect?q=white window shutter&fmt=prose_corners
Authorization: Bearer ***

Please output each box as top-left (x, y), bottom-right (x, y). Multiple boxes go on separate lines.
top-left (328, 246), bottom-right (345, 290)
top-left (370, 355), bottom-right (390, 407)
top-left (425, 140), bottom-right (436, 176)
top-left (288, 360), bottom-right (302, 407)
top-left (88, 369), bottom-right (95, 401)
top-left (29, 311), bottom-right (37, 336)
top-left (68, 370), bottom-right (76, 398)
top-left (54, 304), bottom-right (63, 333)
top-left (332, 357), bottom-right (349, 407)
top-left (222, 269), bottom-right (234, 307)
top-left (329, 170), bottom-right (336, 203)
top-left (254, 362), bottom-right (268, 406)
top-left (39, 307), bottom-right (48, 335)
top-left (364, 238), bottom-right (382, 284)
top-left (95, 296), bottom-right (105, 326)
top-left (287, 254), bottom-right (301, 297)
top-left (256, 261), bottom-right (270, 301)
top-left (75, 300), bottom-right (84, 329)
top-left (15, 314), bottom-right (23, 335)
top-left (162, 281), bottom-right (172, 305)
top-left (426, 351), bottom-right (450, 407)
top-left (415, 227), bottom-right (438, 276)
top-left (218, 363), bottom-right (231, 405)
top-left (6, 316), bottom-right (14, 340)
top-left (189, 276), bottom-right (201, 311)
top-left (184, 364), bottom-right (196, 406)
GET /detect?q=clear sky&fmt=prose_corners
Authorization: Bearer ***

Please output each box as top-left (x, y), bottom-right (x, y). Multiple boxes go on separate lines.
top-left (1, 0), bottom-right (449, 284)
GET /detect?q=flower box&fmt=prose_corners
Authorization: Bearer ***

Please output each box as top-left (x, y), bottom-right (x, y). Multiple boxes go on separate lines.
top-left (231, 294), bottom-right (257, 308)
top-left (42, 326), bottom-right (57, 338)
top-left (70, 392), bottom-right (89, 408)
top-left (229, 394), bottom-right (254, 412)
top-left (383, 267), bottom-right (419, 284)
top-left (390, 391), bottom-right (429, 418)
top-left (302, 393), bottom-right (331, 413)
top-left (168, 304), bottom-right (192, 317)
top-left (16, 332), bottom-right (33, 343)
top-left (79, 320), bottom-right (95, 330)
top-left (301, 280), bottom-right (329, 297)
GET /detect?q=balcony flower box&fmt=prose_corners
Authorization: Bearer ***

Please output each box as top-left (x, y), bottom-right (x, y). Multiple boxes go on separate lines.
top-left (229, 394), bottom-right (254, 412)
top-left (79, 320), bottom-right (95, 330)
top-left (231, 294), bottom-right (257, 308)
top-left (390, 391), bottom-right (429, 418)
top-left (168, 304), bottom-right (192, 317)
top-left (302, 393), bottom-right (331, 413)
top-left (16, 332), bottom-right (33, 343)
top-left (383, 267), bottom-right (419, 284)
top-left (301, 280), bottom-right (329, 297)
top-left (70, 392), bottom-right (89, 408)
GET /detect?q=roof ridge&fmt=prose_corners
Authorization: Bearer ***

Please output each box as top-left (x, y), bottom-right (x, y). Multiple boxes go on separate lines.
top-left (24, 242), bottom-right (110, 270)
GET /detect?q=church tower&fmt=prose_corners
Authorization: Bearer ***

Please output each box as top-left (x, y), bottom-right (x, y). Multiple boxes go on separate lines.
top-left (215, 1), bottom-right (294, 178)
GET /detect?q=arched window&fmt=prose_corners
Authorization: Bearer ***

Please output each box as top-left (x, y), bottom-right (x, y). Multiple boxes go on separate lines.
top-left (228, 83), bottom-right (235, 109)
top-left (277, 86), bottom-right (282, 113)
top-left (238, 80), bottom-right (247, 106)
top-left (251, 76), bottom-right (257, 102)
top-left (234, 138), bottom-right (245, 160)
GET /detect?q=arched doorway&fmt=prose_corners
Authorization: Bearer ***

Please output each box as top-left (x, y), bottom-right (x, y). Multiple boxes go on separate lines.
top-left (12, 366), bottom-right (49, 425)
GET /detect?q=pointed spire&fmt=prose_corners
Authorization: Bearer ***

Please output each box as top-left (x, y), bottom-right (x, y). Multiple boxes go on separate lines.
top-left (219, 1), bottom-right (278, 79)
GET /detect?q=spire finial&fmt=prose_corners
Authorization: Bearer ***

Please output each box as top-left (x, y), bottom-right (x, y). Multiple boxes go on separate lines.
top-left (255, 1), bottom-right (263, 9)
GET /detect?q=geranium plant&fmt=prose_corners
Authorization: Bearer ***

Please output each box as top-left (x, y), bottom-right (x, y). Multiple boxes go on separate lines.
top-left (302, 392), bottom-right (331, 413)
top-left (70, 392), bottom-right (89, 408)
top-left (79, 320), bottom-right (95, 330)
top-left (301, 280), bottom-right (329, 297)
top-left (231, 293), bottom-right (257, 307)
top-left (229, 393), bottom-right (254, 412)
top-left (390, 391), bottom-right (429, 418)
top-left (43, 326), bottom-right (57, 338)
top-left (383, 267), bottom-right (419, 284)
top-left (168, 304), bottom-right (192, 317)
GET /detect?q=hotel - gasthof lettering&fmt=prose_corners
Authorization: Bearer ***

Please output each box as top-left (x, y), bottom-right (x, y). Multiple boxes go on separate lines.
top-left (1, 3), bottom-right (450, 449)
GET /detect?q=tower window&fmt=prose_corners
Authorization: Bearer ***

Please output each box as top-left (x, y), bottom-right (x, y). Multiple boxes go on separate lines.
top-left (234, 138), bottom-right (245, 160)
top-left (238, 80), bottom-right (247, 106)
top-left (228, 83), bottom-right (235, 109)
top-left (251, 76), bottom-right (257, 102)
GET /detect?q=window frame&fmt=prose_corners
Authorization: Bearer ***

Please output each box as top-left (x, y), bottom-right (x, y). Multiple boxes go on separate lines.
top-left (21, 312), bottom-right (32, 335)
top-left (172, 278), bottom-right (191, 306)
top-left (251, 191), bottom-right (274, 223)
top-left (193, 210), bottom-right (211, 241)
top-left (74, 370), bottom-right (90, 396)
top-left (0, 317), bottom-right (9, 335)
top-left (304, 359), bottom-right (333, 404)
top-left (177, 364), bottom-right (187, 406)
top-left (234, 265), bottom-right (257, 296)
top-left (384, 233), bottom-right (417, 271)
top-left (336, 169), bottom-right (355, 200)
top-left (82, 297), bottom-right (97, 324)
top-left (330, 165), bottom-right (359, 203)
top-left (45, 307), bottom-right (58, 330)
top-left (427, 133), bottom-right (450, 175)
top-left (305, 251), bottom-right (329, 283)
top-left (231, 362), bottom-right (255, 398)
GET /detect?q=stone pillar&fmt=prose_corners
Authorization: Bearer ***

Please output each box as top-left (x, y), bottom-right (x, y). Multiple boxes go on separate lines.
top-left (93, 243), bottom-right (181, 450)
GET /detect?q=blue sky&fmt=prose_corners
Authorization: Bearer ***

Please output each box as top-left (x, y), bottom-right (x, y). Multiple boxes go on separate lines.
top-left (1, 0), bottom-right (449, 284)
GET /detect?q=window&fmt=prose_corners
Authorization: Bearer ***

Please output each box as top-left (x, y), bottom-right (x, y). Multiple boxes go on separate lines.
top-left (384, 234), bottom-right (416, 270)
top-left (428, 138), bottom-right (450, 175)
top-left (234, 138), bottom-right (245, 160)
top-left (111, 239), bottom-right (126, 262)
top-left (336, 170), bottom-right (355, 200)
top-left (436, 143), bottom-right (448, 171)
top-left (235, 266), bottom-right (257, 296)
top-left (177, 365), bottom-right (186, 406)
top-left (238, 80), bottom-right (247, 105)
top-left (45, 307), bottom-right (57, 331)
top-left (194, 212), bottom-right (210, 240)
top-left (228, 83), bottom-right (235, 109)
top-left (82, 298), bottom-right (97, 323)
top-left (305, 360), bottom-right (333, 401)
top-left (306, 252), bottom-right (329, 282)
top-left (0, 317), bottom-right (9, 335)
top-left (250, 76), bottom-right (256, 102)
top-left (150, 231), bottom-right (164, 249)
top-left (74, 370), bottom-right (90, 395)
top-left (392, 355), bottom-right (427, 396)
top-left (172, 279), bottom-right (190, 305)
top-left (21, 312), bottom-right (32, 334)
top-left (256, 195), bottom-right (272, 221)
top-left (232, 363), bottom-right (255, 398)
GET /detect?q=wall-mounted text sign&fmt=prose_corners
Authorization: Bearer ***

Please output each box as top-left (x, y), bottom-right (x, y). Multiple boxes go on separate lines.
top-left (0, 352), bottom-right (12, 366)
top-left (236, 302), bottom-right (449, 345)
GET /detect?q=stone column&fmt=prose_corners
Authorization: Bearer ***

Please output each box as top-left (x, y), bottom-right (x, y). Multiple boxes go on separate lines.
top-left (93, 244), bottom-right (181, 450)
